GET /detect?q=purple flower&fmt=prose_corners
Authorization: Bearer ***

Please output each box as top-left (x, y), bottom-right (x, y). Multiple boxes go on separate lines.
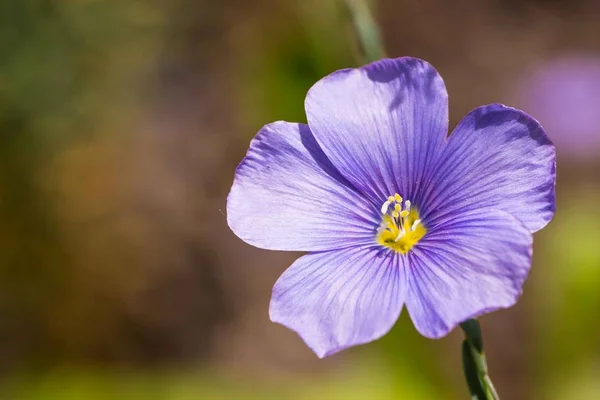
top-left (516, 55), bottom-right (600, 158)
top-left (227, 57), bottom-right (556, 358)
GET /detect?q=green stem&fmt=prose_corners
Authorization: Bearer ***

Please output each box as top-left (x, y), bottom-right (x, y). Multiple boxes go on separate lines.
top-left (460, 319), bottom-right (500, 400)
top-left (341, 0), bottom-right (386, 63)
top-left (462, 340), bottom-right (487, 400)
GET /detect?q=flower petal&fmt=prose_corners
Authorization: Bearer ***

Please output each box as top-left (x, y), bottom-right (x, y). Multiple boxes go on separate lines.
top-left (270, 246), bottom-right (407, 358)
top-left (305, 57), bottom-right (448, 203)
top-left (422, 104), bottom-right (556, 233)
top-left (405, 209), bottom-right (532, 339)
top-left (227, 122), bottom-right (378, 251)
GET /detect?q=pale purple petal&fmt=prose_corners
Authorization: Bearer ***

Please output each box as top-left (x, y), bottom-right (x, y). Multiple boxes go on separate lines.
top-left (227, 122), bottom-right (378, 252)
top-left (422, 104), bottom-right (555, 233)
top-left (270, 246), bottom-right (407, 358)
top-left (405, 209), bottom-right (532, 339)
top-left (305, 57), bottom-right (448, 204)
top-left (516, 55), bottom-right (600, 158)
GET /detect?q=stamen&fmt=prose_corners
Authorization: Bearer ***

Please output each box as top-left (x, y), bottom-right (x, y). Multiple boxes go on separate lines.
top-left (395, 227), bottom-right (406, 242)
top-left (411, 219), bottom-right (421, 231)
top-left (377, 194), bottom-right (426, 254)
top-left (380, 200), bottom-right (391, 214)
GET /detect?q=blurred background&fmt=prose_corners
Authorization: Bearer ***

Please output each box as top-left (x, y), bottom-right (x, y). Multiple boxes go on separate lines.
top-left (1, 0), bottom-right (600, 399)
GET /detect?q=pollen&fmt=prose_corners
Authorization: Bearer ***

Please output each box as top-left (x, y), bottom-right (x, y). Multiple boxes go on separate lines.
top-left (376, 194), bottom-right (426, 254)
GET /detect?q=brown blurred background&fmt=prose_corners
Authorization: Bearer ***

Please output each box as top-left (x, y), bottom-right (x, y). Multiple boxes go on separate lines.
top-left (1, 0), bottom-right (600, 399)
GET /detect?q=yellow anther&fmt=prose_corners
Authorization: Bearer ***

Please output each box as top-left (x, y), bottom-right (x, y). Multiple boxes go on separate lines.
top-left (392, 211), bottom-right (399, 219)
top-left (394, 204), bottom-right (401, 211)
top-left (387, 196), bottom-right (395, 202)
top-left (400, 210), bottom-right (409, 218)
top-left (394, 193), bottom-right (403, 202)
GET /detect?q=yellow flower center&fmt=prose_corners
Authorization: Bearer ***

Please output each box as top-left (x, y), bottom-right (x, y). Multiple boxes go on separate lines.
top-left (376, 193), bottom-right (426, 254)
